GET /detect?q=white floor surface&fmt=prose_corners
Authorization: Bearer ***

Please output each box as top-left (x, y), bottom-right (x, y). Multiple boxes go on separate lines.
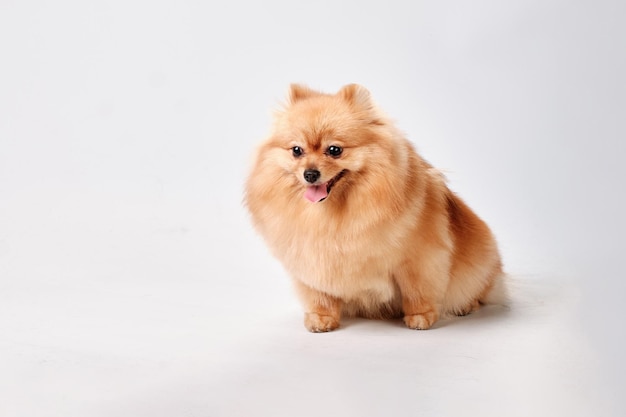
top-left (0, 198), bottom-right (623, 416)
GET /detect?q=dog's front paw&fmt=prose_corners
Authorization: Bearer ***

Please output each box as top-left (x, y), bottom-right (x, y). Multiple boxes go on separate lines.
top-left (403, 311), bottom-right (438, 330)
top-left (304, 312), bottom-right (340, 333)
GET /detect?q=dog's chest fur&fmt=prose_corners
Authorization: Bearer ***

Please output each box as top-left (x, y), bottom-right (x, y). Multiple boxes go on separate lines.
top-left (277, 207), bottom-right (413, 304)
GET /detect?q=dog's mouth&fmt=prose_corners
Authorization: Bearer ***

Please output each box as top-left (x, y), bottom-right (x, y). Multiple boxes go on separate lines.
top-left (304, 170), bottom-right (347, 203)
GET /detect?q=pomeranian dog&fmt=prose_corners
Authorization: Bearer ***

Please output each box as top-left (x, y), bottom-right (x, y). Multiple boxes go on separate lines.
top-left (245, 84), bottom-right (505, 332)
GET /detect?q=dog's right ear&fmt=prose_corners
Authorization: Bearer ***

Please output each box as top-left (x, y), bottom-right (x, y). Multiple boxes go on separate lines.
top-left (289, 84), bottom-right (316, 103)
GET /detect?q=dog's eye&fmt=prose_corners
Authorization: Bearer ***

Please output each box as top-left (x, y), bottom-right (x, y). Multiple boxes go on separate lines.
top-left (292, 146), bottom-right (303, 157)
top-left (327, 146), bottom-right (343, 158)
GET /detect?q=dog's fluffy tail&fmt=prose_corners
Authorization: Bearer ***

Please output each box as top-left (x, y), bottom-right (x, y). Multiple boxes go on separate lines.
top-left (481, 272), bottom-right (511, 307)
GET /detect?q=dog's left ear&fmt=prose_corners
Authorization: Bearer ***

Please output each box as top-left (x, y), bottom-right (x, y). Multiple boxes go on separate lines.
top-left (339, 84), bottom-right (383, 124)
top-left (338, 84), bottom-right (372, 110)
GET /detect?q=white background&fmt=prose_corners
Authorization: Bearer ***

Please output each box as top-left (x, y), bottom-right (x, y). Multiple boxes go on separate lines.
top-left (1, 0), bottom-right (624, 416)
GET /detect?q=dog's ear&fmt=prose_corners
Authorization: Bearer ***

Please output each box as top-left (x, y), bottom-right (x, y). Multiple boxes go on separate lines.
top-left (338, 84), bottom-right (383, 124)
top-left (338, 84), bottom-right (372, 109)
top-left (289, 84), bottom-right (316, 103)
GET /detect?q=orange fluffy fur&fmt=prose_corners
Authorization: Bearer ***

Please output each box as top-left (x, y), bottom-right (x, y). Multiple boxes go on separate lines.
top-left (245, 84), bottom-right (505, 332)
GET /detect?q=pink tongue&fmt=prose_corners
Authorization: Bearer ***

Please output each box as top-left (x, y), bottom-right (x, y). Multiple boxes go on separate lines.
top-left (304, 184), bottom-right (328, 202)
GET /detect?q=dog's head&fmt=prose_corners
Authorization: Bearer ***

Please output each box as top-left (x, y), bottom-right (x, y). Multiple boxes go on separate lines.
top-left (264, 84), bottom-right (395, 203)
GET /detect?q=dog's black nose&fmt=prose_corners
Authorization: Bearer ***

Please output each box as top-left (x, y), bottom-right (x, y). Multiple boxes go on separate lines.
top-left (303, 169), bottom-right (321, 184)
